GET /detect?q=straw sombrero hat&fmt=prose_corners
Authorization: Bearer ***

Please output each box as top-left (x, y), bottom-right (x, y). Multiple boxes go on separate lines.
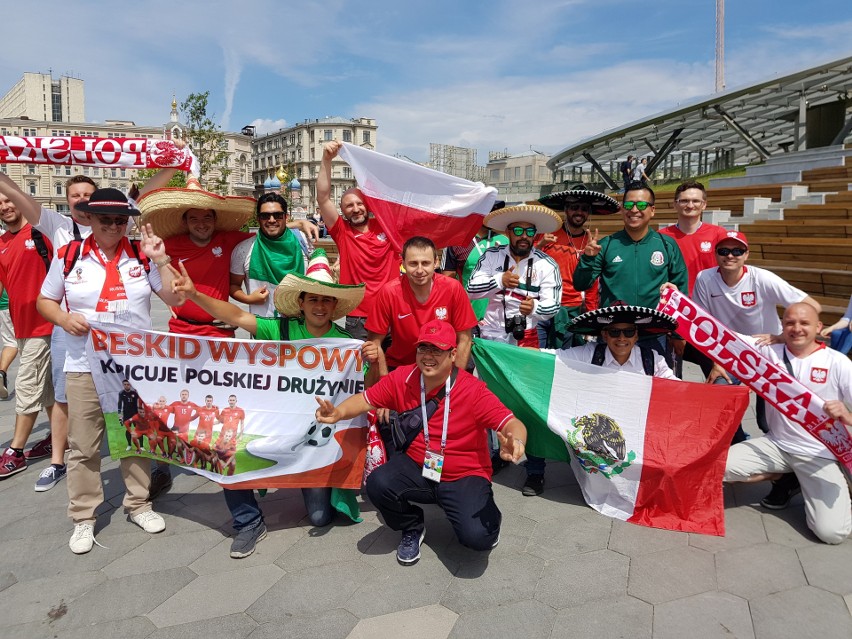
top-left (571, 303), bottom-right (678, 335)
top-left (137, 176), bottom-right (255, 239)
top-left (538, 185), bottom-right (619, 215)
top-left (484, 204), bottom-right (562, 234)
top-left (273, 249), bottom-right (365, 320)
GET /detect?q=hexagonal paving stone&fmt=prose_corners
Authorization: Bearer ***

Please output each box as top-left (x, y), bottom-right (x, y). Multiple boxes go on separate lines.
top-left (628, 546), bottom-right (716, 604)
top-left (349, 604), bottom-right (457, 639)
top-left (653, 591), bottom-right (755, 639)
top-left (751, 585), bottom-right (852, 639)
top-left (716, 542), bottom-right (806, 599)
top-left (246, 609), bottom-right (359, 639)
top-left (536, 549), bottom-right (629, 609)
top-left (608, 520), bottom-right (688, 557)
top-left (689, 506), bottom-right (767, 553)
top-left (102, 529), bottom-right (224, 578)
top-left (552, 595), bottom-right (652, 638)
top-left (441, 552), bottom-right (545, 614)
top-left (0, 570), bottom-right (105, 626)
top-left (761, 507), bottom-right (824, 548)
top-left (449, 598), bottom-right (556, 639)
top-left (526, 514), bottom-right (611, 561)
top-left (146, 613), bottom-right (258, 639)
top-left (797, 541), bottom-right (852, 595)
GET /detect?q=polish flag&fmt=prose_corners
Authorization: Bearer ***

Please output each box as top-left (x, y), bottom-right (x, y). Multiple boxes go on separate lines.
top-left (338, 143), bottom-right (497, 251)
top-left (473, 339), bottom-right (749, 535)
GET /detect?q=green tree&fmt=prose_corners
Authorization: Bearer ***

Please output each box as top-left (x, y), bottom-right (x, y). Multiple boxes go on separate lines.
top-left (132, 168), bottom-right (187, 189)
top-left (181, 91), bottom-right (232, 194)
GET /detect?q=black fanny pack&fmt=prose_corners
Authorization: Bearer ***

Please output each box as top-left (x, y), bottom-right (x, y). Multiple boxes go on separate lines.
top-left (390, 368), bottom-right (458, 452)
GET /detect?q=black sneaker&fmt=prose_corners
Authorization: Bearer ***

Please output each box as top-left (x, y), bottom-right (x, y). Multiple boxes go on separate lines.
top-left (230, 523), bottom-right (268, 558)
top-left (148, 468), bottom-right (173, 500)
top-left (522, 474), bottom-right (544, 497)
top-left (397, 527), bottom-right (425, 565)
top-left (760, 474), bottom-right (801, 510)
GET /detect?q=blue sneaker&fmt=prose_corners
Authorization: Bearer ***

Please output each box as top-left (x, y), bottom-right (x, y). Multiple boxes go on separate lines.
top-left (397, 527), bottom-right (425, 565)
top-left (35, 464), bottom-right (66, 492)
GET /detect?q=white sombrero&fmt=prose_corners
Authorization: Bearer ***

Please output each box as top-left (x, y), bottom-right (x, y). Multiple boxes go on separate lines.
top-left (484, 204), bottom-right (562, 234)
top-left (273, 249), bottom-right (365, 320)
top-left (137, 176), bottom-right (255, 239)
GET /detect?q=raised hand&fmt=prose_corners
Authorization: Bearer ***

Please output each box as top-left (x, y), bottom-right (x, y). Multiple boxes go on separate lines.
top-left (315, 396), bottom-right (340, 424)
top-left (139, 223), bottom-right (166, 261)
top-left (501, 266), bottom-right (520, 289)
top-left (171, 261), bottom-right (198, 300)
top-left (583, 228), bottom-right (601, 257)
top-left (497, 430), bottom-right (525, 463)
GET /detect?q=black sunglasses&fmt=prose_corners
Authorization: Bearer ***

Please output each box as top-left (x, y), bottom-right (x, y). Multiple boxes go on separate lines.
top-left (257, 211), bottom-right (286, 221)
top-left (604, 328), bottom-right (637, 338)
top-left (716, 247), bottom-right (747, 257)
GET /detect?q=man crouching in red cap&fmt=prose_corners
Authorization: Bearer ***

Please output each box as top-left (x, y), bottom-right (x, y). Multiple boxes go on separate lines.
top-left (315, 319), bottom-right (527, 565)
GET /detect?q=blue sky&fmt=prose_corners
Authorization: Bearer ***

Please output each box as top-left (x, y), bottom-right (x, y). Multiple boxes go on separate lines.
top-left (1, 0), bottom-right (850, 163)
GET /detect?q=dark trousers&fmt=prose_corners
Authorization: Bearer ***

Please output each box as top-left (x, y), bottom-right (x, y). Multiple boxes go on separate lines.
top-left (366, 453), bottom-right (501, 551)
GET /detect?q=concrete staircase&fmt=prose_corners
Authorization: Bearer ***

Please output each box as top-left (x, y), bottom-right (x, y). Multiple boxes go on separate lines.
top-left (709, 145), bottom-right (852, 189)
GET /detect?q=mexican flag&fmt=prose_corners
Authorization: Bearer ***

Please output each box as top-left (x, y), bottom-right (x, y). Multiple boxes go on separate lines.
top-left (338, 142), bottom-right (497, 252)
top-left (473, 339), bottom-right (749, 535)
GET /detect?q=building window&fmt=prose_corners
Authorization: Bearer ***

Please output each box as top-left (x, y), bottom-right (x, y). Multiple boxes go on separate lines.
top-left (27, 165), bottom-right (37, 175)
top-left (362, 131), bottom-right (371, 144)
top-left (310, 130), bottom-right (315, 143)
top-left (110, 168), bottom-right (117, 177)
top-left (0, 164), bottom-right (6, 174)
top-left (55, 183), bottom-right (63, 195)
top-left (65, 166), bottom-right (72, 176)
top-left (342, 130), bottom-right (352, 143)
top-left (56, 203), bottom-right (70, 214)
top-left (343, 167), bottom-right (351, 179)
top-left (503, 168), bottom-right (511, 181)
top-left (525, 165), bottom-right (532, 180)
top-left (28, 182), bottom-right (36, 196)
top-left (324, 130), bottom-right (333, 141)
top-left (23, 128), bottom-right (37, 136)
top-left (120, 168), bottom-right (126, 178)
top-left (297, 132), bottom-right (302, 145)
top-left (539, 166), bottom-right (549, 179)
top-left (514, 167), bottom-right (521, 180)
top-left (490, 169), bottom-right (500, 181)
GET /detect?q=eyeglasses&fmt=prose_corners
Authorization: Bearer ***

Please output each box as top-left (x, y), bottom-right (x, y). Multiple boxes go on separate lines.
top-left (716, 247), bottom-right (747, 257)
top-left (604, 328), bottom-right (637, 338)
top-left (257, 211), bottom-right (285, 221)
top-left (509, 226), bottom-right (537, 237)
top-left (675, 199), bottom-right (705, 206)
top-left (565, 204), bottom-right (591, 212)
top-left (97, 216), bottom-right (129, 227)
top-left (416, 344), bottom-right (451, 355)
top-left (622, 201), bottom-right (652, 211)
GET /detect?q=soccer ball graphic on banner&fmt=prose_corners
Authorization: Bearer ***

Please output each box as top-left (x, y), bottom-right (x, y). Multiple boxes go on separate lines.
top-left (304, 420), bottom-right (337, 447)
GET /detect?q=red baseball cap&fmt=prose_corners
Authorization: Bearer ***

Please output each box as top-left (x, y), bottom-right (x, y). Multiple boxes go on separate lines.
top-left (715, 230), bottom-right (749, 249)
top-left (416, 319), bottom-right (457, 350)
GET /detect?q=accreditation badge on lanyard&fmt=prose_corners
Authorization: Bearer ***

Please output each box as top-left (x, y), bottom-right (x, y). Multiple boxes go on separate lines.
top-left (421, 374), bottom-right (451, 482)
top-left (93, 242), bottom-right (132, 324)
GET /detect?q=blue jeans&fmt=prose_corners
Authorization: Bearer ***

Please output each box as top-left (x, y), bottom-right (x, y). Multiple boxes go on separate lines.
top-left (829, 326), bottom-right (852, 355)
top-left (223, 487), bottom-right (334, 530)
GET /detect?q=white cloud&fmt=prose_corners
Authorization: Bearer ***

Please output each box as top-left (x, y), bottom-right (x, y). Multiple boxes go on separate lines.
top-left (249, 118), bottom-right (289, 135)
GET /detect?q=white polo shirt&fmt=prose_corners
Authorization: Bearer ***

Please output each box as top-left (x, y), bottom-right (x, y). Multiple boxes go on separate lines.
top-left (557, 342), bottom-right (678, 379)
top-left (693, 265), bottom-right (807, 334)
top-left (40, 237), bottom-right (163, 372)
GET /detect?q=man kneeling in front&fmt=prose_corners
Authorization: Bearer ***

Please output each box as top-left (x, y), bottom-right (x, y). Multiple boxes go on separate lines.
top-left (315, 319), bottom-right (527, 565)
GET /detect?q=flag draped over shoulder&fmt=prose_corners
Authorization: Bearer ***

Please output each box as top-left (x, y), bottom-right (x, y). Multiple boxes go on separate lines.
top-left (338, 142), bottom-right (497, 251)
top-left (473, 339), bottom-right (749, 535)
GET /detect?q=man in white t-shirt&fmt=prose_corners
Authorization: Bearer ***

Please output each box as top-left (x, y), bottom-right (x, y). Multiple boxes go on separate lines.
top-left (720, 303), bottom-right (852, 544)
top-left (694, 230), bottom-right (821, 449)
top-left (229, 192), bottom-right (310, 318)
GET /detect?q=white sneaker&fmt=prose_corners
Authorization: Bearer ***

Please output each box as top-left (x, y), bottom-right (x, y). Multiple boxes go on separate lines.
top-left (130, 510), bottom-right (165, 533)
top-left (69, 523), bottom-right (95, 554)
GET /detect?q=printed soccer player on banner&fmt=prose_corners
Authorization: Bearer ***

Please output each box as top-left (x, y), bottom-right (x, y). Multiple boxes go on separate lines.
top-left (86, 323), bottom-right (369, 490)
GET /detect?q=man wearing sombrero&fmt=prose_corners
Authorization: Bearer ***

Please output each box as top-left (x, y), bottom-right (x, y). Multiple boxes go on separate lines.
top-left (467, 204), bottom-right (563, 348)
top-left (537, 185), bottom-right (619, 349)
top-left (172, 248), bottom-right (376, 558)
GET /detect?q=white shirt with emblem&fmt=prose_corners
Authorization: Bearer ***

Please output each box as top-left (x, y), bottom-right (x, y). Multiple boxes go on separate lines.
top-left (557, 342), bottom-right (678, 379)
top-left (693, 265), bottom-right (807, 334)
top-left (40, 243), bottom-right (163, 372)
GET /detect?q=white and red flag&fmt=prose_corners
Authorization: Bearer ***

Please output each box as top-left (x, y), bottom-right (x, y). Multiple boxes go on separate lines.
top-left (338, 142), bottom-right (497, 251)
top-left (0, 135), bottom-right (199, 175)
top-left (472, 339), bottom-right (749, 536)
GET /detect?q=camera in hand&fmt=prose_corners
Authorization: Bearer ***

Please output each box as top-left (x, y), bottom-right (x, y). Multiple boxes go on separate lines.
top-left (504, 315), bottom-right (527, 341)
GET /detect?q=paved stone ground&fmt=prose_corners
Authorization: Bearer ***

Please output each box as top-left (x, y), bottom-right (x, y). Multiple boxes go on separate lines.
top-left (1, 299), bottom-right (850, 639)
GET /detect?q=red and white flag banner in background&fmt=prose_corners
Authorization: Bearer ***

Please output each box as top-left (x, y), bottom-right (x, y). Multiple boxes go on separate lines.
top-left (0, 136), bottom-right (199, 175)
top-left (658, 288), bottom-right (852, 473)
top-left (338, 142), bottom-right (497, 251)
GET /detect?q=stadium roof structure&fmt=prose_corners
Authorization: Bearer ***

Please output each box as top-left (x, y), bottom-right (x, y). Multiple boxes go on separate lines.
top-left (547, 55), bottom-right (852, 190)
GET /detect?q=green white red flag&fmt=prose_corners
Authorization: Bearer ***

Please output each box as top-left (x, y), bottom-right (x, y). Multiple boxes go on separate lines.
top-left (472, 339), bottom-right (749, 535)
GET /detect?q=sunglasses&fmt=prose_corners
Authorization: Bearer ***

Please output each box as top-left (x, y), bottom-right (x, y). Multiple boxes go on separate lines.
top-left (604, 328), bottom-right (637, 338)
top-left (716, 247), bottom-right (747, 257)
top-left (565, 204), bottom-right (591, 212)
top-left (509, 226), bottom-right (537, 237)
top-left (97, 216), bottom-right (129, 227)
top-left (257, 211), bottom-right (286, 221)
top-left (622, 201), bottom-right (652, 211)
top-left (416, 344), bottom-right (451, 355)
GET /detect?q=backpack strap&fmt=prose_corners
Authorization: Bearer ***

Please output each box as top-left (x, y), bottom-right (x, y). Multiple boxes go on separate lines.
top-left (591, 342), bottom-right (607, 366)
top-left (127, 239), bottom-right (151, 273)
top-left (71, 220), bottom-right (83, 242)
top-left (29, 228), bottom-right (52, 271)
top-left (60, 240), bottom-right (84, 278)
top-left (639, 346), bottom-right (655, 376)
